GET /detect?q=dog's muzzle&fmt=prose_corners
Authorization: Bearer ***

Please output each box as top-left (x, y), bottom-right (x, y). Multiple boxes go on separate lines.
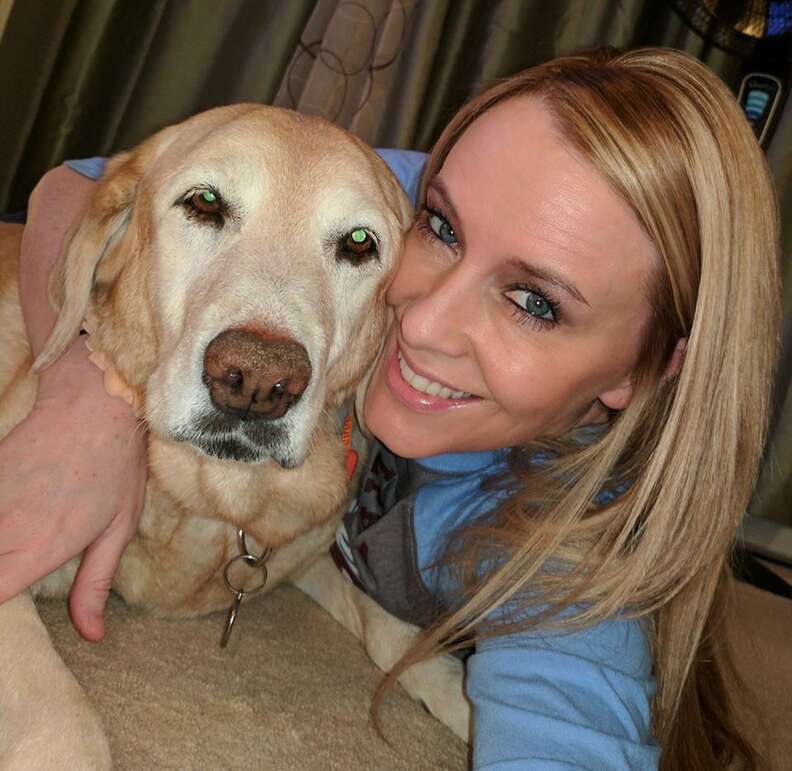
top-left (172, 328), bottom-right (313, 466)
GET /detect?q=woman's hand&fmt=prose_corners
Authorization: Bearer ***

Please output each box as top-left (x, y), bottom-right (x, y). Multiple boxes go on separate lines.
top-left (0, 165), bottom-right (146, 641)
top-left (0, 356), bottom-right (146, 640)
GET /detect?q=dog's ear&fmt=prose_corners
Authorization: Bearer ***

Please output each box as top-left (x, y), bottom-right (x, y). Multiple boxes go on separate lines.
top-left (34, 152), bottom-right (137, 371)
top-left (376, 158), bottom-right (414, 237)
top-left (353, 353), bottom-right (380, 439)
top-left (353, 156), bottom-right (415, 439)
top-left (392, 179), bottom-right (414, 234)
top-left (34, 122), bottom-right (183, 371)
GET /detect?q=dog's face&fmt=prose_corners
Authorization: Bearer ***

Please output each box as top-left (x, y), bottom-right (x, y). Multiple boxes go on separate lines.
top-left (39, 106), bottom-right (411, 467)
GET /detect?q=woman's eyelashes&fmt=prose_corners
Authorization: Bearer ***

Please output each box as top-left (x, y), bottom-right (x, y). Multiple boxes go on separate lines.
top-left (504, 284), bottom-right (560, 329)
top-left (417, 205), bottom-right (458, 248)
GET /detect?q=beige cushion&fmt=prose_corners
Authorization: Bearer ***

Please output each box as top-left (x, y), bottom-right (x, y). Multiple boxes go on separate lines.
top-left (38, 586), bottom-right (466, 770)
top-left (38, 577), bottom-right (790, 769)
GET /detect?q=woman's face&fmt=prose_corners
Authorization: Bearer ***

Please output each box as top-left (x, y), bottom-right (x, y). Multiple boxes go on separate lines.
top-left (364, 97), bottom-right (659, 458)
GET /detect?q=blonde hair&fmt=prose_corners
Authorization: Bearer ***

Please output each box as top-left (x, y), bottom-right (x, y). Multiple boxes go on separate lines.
top-left (378, 48), bottom-right (780, 769)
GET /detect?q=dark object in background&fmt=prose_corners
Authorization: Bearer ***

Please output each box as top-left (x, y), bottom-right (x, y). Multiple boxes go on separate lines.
top-left (671, 0), bottom-right (792, 146)
top-left (733, 545), bottom-right (792, 597)
top-left (0, 212), bottom-right (25, 224)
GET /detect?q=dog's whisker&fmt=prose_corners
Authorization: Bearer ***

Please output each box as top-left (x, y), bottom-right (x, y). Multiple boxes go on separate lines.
top-left (126, 417), bottom-right (149, 446)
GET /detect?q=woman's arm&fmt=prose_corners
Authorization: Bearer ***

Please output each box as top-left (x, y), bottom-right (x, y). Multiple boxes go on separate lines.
top-left (466, 618), bottom-right (660, 770)
top-left (0, 165), bottom-right (146, 641)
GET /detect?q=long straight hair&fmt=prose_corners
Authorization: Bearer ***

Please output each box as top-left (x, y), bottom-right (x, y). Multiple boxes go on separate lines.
top-left (376, 48), bottom-right (780, 769)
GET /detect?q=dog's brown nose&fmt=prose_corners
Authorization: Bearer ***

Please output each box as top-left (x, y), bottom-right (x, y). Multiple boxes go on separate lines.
top-left (202, 329), bottom-right (311, 420)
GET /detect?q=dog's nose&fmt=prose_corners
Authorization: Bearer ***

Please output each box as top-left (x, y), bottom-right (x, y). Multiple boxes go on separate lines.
top-left (202, 329), bottom-right (311, 420)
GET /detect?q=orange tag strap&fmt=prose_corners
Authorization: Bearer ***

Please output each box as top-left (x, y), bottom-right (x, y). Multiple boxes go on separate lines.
top-left (342, 414), bottom-right (359, 479)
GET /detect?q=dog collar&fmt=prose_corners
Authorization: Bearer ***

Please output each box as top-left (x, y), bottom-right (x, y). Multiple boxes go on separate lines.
top-left (341, 411), bottom-right (359, 479)
top-left (220, 403), bottom-right (360, 647)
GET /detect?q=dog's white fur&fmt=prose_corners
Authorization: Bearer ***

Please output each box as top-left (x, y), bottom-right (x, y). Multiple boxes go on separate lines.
top-left (0, 106), bottom-right (469, 768)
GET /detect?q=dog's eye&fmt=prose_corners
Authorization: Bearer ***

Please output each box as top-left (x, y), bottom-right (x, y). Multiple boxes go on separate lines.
top-left (191, 190), bottom-right (221, 214)
top-left (183, 188), bottom-right (225, 226)
top-left (338, 228), bottom-right (378, 263)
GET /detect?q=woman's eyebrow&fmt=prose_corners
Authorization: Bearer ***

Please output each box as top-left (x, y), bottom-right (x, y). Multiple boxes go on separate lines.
top-left (507, 257), bottom-right (590, 307)
top-left (426, 178), bottom-right (462, 227)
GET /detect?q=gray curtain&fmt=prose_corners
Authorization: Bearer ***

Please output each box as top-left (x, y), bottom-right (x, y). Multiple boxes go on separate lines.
top-left (0, 0), bottom-right (753, 209)
top-left (0, 0), bottom-right (789, 525)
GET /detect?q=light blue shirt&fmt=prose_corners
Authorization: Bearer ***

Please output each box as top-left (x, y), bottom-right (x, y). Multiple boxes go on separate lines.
top-left (412, 451), bottom-right (658, 770)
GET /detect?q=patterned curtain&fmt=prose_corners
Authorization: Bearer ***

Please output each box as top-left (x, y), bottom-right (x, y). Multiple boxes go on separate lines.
top-left (0, 0), bottom-right (754, 210)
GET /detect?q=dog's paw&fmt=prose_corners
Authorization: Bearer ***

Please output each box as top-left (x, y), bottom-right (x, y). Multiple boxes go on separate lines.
top-left (0, 593), bottom-right (111, 770)
top-left (398, 653), bottom-right (471, 743)
top-left (0, 700), bottom-right (111, 771)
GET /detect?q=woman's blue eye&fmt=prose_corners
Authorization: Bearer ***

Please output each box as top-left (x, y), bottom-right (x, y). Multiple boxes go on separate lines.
top-left (428, 211), bottom-right (457, 245)
top-left (506, 287), bottom-right (557, 322)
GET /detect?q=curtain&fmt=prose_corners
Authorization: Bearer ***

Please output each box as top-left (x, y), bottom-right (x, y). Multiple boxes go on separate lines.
top-left (0, 0), bottom-right (13, 41)
top-left (0, 0), bottom-right (754, 211)
top-left (0, 0), bottom-right (789, 525)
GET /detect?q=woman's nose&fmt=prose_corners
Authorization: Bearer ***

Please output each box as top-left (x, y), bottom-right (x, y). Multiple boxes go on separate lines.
top-left (388, 253), bottom-right (473, 358)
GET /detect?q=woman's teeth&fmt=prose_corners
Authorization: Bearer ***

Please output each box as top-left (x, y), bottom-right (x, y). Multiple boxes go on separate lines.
top-left (398, 352), bottom-right (471, 399)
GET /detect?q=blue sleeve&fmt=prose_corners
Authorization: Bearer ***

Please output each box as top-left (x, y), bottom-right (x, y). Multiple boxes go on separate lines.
top-left (64, 157), bottom-right (107, 180)
top-left (466, 618), bottom-right (660, 770)
top-left (374, 148), bottom-right (427, 208)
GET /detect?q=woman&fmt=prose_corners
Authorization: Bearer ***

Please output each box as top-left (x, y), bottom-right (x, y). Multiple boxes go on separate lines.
top-left (0, 48), bottom-right (780, 769)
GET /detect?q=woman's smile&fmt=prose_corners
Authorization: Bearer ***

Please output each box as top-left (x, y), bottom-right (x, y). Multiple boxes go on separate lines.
top-left (384, 340), bottom-right (478, 412)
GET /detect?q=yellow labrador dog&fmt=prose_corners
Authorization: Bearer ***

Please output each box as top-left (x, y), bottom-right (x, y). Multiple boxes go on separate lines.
top-left (0, 105), bottom-right (468, 769)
